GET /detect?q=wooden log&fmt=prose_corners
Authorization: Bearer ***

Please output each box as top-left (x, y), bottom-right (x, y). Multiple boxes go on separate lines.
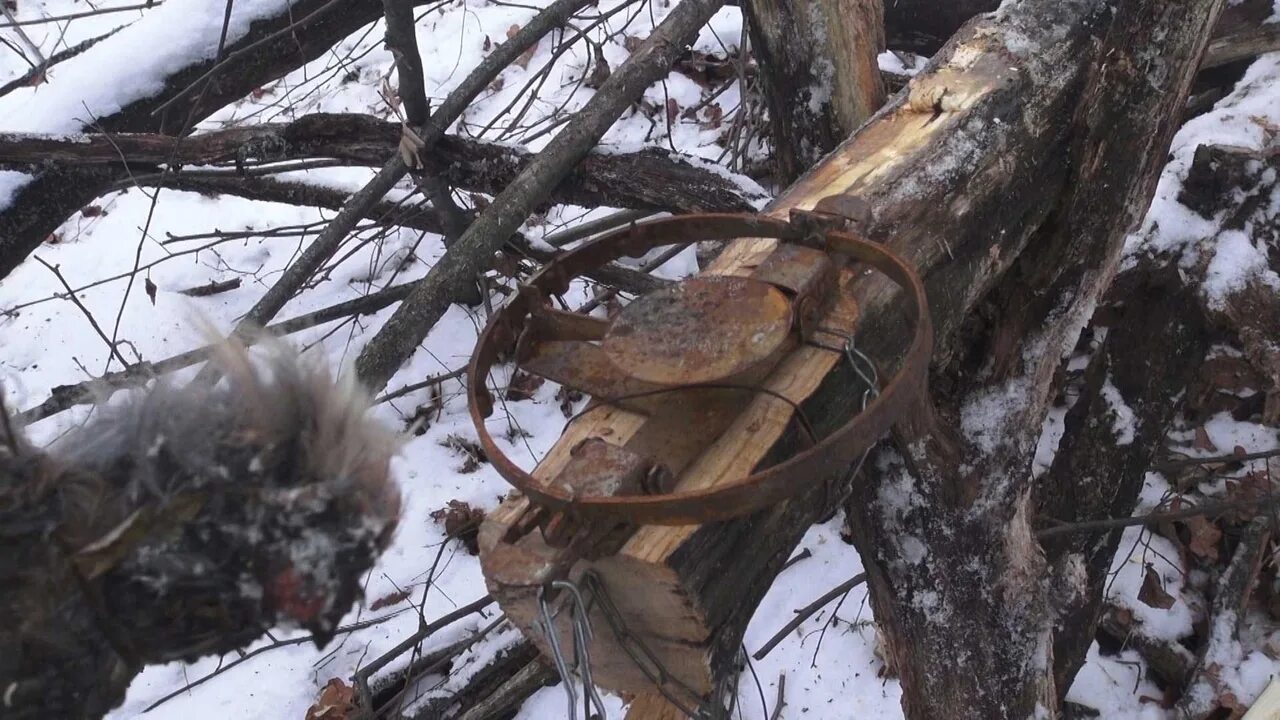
top-left (478, 0), bottom-right (1208, 714)
top-left (743, 0), bottom-right (885, 183)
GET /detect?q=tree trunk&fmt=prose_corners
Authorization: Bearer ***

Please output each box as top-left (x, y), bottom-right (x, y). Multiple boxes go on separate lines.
top-left (743, 0), bottom-right (885, 184)
top-left (479, 1), bottom-right (1225, 717)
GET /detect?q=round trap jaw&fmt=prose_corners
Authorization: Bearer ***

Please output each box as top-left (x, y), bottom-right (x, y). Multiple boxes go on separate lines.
top-left (468, 212), bottom-right (934, 536)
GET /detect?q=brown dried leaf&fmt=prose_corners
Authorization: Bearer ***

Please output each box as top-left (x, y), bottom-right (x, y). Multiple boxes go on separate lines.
top-left (556, 385), bottom-right (583, 418)
top-left (144, 277), bottom-right (157, 305)
top-left (1184, 514), bottom-right (1223, 561)
top-left (305, 678), bottom-right (356, 720)
top-left (429, 500), bottom-right (486, 555)
top-left (80, 204), bottom-right (104, 217)
top-left (665, 97), bottom-right (680, 125)
top-left (1193, 426), bottom-right (1220, 453)
top-left (441, 434), bottom-right (487, 474)
top-left (507, 25), bottom-right (539, 69)
top-left (483, 35), bottom-right (492, 52)
top-left (585, 45), bottom-right (610, 89)
top-left (1138, 565), bottom-right (1176, 610)
top-left (701, 103), bottom-right (723, 130)
top-left (369, 588), bottom-right (410, 611)
top-left (505, 370), bottom-right (545, 402)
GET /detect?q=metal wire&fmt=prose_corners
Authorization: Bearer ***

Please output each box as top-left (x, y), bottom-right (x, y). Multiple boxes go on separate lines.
top-left (539, 580), bottom-right (610, 720)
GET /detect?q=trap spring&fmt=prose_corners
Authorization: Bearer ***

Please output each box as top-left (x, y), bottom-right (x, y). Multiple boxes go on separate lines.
top-left (467, 212), bottom-right (932, 527)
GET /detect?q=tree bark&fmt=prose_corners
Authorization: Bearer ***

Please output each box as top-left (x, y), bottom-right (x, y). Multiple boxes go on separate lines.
top-left (842, 1), bottom-right (1226, 717)
top-left (879, 0), bottom-right (1271, 55)
top-left (743, 0), bottom-right (885, 184)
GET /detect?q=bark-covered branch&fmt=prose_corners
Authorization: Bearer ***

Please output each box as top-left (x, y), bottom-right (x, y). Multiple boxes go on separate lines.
top-left (354, 0), bottom-right (728, 391)
top-left (0, 114), bottom-right (763, 213)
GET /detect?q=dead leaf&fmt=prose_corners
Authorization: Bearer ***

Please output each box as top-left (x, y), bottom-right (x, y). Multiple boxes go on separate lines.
top-left (305, 678), bottom-right (357, 720)
top-left (556, 385), bottom-right (583, 418)
top-left (369, 588), bottom-right (410, 611)
top-left (665, 97), bottom-right (680, 125)
top-left (1183, 514), bottom-right (1222, 561)
top-left (80, 204), bottom-right (104, 218)
top-left (505, 370), bottom-right (544, 402)
top-left (441, 434), bottom-right (487, 474)
top-left (144, 277), bottom-right (157, 305)
top-left (1225, 471), bottom-right (1273, 521)
top-left (482, 35), bottom-right (492, 52)
top-left (429, 500), bottom-right (486, 555)
top-left (507, 25), bottom-right (539, 69)
top-left (1193, 426), bottom-right (1219, 453)
top-left (701, 103), bottom-right (723, 130)
top-left (585, 45), bottom-right (610, 89)
top-left (1138, 565), bottom-right (1176, 610)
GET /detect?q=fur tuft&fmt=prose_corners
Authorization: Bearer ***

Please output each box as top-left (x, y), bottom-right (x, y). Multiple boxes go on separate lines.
top-left (1, 335), bottom-right (402, 720)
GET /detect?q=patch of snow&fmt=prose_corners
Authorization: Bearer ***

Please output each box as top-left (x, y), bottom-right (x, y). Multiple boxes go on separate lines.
top-left (1100, 378), bottom-right (1137, 445)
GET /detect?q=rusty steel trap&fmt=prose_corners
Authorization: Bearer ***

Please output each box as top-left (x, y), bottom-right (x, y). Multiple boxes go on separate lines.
top-left (467, 211), bottom-right (933, 536)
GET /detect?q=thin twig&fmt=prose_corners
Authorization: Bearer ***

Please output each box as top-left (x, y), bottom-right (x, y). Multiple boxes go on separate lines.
top-left (0, 2), bottom-right (160, 28)
top-left (33, 256), bottom-right (131, 369)
top-left (142, 611), bottom-right (408, 713)
top-left (752, 573), bottom-right (867, 661)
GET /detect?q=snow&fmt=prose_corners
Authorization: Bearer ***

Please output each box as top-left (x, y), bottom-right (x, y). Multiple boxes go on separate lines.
top-left (1, 2), bottom-right (1278, 718)
top-left (1101, 378), bottom-right (1137, 446)
top-left (1127, 54), bottom-right (1280, 307)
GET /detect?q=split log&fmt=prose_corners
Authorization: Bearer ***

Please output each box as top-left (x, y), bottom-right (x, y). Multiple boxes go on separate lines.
top-left (0, 114), bottom-right (764, 213)
top-left (477, 2), bottom-right (1222, 718)
top-left (743, 0), bottom-right (885, 183)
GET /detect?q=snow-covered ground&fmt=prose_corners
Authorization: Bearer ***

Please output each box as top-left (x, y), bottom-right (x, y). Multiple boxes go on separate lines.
top-left (1, 1), bottom-right (1278, 718)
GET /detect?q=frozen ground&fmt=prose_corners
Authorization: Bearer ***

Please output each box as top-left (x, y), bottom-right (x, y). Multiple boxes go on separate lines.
top-left (0, 1), bottom-right (1278, 718)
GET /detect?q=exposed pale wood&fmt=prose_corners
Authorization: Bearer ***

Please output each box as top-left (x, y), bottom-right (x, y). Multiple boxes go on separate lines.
top-left (625, 694), bottom-right (689, 720)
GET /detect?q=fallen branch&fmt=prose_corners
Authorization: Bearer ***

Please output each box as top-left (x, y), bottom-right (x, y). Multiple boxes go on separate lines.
top-left (195, 0), bottom-right (594, 373)
top-left (0, 0), bottom-right (419, 279)
top-left (354, 0), bottom-right (729, 391)
top-left (1175, 516), bottom-right (1272, 719)
top-left (1097, 603), bottom-right (1194, 688)
top-left (0, 114), bottom-right (763, 213)
top-left (752, 573), bottom-right (868, 661)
